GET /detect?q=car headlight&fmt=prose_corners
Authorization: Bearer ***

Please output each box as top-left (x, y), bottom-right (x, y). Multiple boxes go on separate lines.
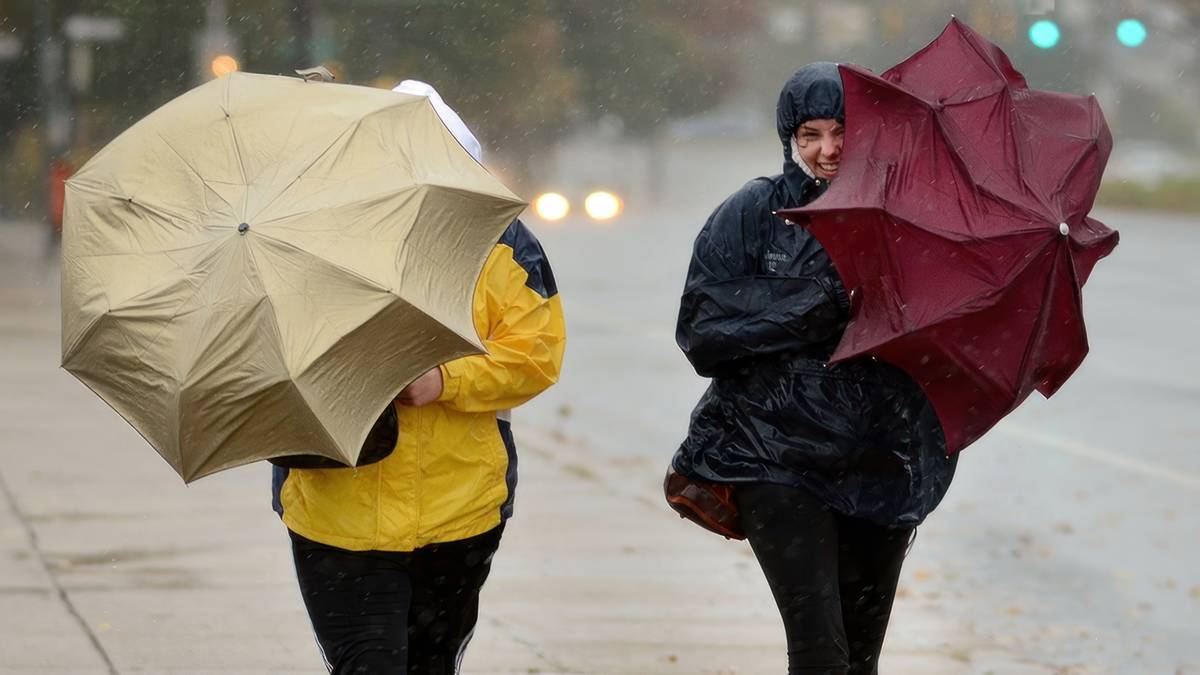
top-left (584, 190), bottom-right (622, 221)
top-left (533, 192), bottom-right (570, 222)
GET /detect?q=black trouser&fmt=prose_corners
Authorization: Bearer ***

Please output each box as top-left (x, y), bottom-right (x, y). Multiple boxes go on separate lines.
top-left (737, 483), bottom-right (913, 675)
top-left (289, 525), bottom-right (504, 674)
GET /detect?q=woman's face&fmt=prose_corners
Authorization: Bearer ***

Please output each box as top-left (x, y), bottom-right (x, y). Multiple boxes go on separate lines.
top-left (793, 118), bottom-right (844, 180)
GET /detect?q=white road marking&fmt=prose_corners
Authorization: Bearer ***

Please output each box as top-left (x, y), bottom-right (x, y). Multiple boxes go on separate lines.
top-left (997, 424), bottom-right (1200, 491)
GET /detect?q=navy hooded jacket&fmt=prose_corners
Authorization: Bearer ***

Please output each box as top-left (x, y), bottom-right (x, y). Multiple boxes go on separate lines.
top-left (672, 63), bottom-right (957, 528)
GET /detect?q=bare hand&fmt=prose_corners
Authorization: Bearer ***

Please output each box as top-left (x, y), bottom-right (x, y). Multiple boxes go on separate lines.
top-left (395, 368), bottom-right (444, 407)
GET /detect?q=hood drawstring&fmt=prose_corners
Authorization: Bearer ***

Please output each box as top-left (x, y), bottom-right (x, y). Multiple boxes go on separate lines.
top-left (789, 136), bottom-right (817, 180)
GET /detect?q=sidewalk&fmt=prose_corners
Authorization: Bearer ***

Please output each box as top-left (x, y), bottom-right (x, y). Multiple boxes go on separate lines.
top-left (0, 219), bottom-right (1058, 673)
top-left (465, 427), bottom-right (980, 674)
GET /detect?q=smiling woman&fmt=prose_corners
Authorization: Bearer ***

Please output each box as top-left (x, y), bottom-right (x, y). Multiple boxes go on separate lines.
top-left (792, 118), bottom-right (844, 180)
top-left (668, 61), bottom-right (957, 674)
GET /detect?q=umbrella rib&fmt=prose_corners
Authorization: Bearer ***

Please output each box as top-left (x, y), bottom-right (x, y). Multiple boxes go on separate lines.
top-left (1050, 141), bottom-right (1102, 210)
top-left (874, 203), bottom-right (1050, 244)
top-left (62, 239), bottom-right (217, 369)
top-left (153, 130), bottom-right (237, 216)
top-left (959, 22), bottom-right (1019, 86)
top-left (181, 282), bottom-right (337, 479)
top-left (1004, 110), bottom-right (1066, 220)
top-left (250, 182), bottom-right (423, 229)
top-left (222, 76), bottom-right (250, 216)
top-left (180, 303), bottom-right (341, 480)
top-left (239, 243), bottom-right (450, 465)
top-left (895, 332), bottom-right (1015, 405)
top-left (853, 250), bottom-right (1058, 401)
top-left (803, 204), bottom-right (1051, 245)
top-left (247, 120), bottom-right (360, 226)
top-left (241, 103), bottom-right (304, 206)
top-left (290, 295), bottom-right (398, 386)
top-left (247, 99), bottom-right (426, 227)
top-left (929, 106), bottom-right (1053, 227)
top-left (855, 212), bottom-right (1058, 330)
top-left (251, 229), bottom-right (394, 295)
top-left (244, 230), bottom-right (466, 379)
top-left (846, 71), bottom-right (1051, 228)
top-left (243, 240), bottom-right (357, 378)
top-left (1009, 100), bottom-right (1106, 222)
top-left (881, 248), bottom-right (1053, 340)
top-left (972, 182), bottom-right (1052, 226)
top-left (177, 277), bottom-right (267, 392)
top-left (69, 245), bottom-right (211, 377)
top-left (1032, 245), bottom-right (1089, 399)
top-left (249, 228), bottom-right (481, 355)
top-left (68, 240), bottom-right (216, 261)
top-left (1058, 249), bottom-right (1089, 390)
top-left (185, 383), bottom-right (341, 480)
top-left (60, 261), bottom-right (110, 363)
top-left (398, 185), bottom-right (498, 346)
top-left (141, 246), bottom-right (240, 386)
top-left (240, 241), bottom-right (465, 462)
top-left (68, 181), bottom-right (205, 227)
top-left (1011, 245), bottom-right (1069, 399)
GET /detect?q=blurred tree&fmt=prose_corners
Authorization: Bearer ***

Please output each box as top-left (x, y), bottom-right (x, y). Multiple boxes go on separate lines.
top-left (242, 0), bottom-right (757, 179)
top-left (554, 0), bottom-right (757, 137)
top-left (3, 0), bottom-right (756, 190)
top-left (0, 1), bottom-right (36, 138)
top-left (1171, 0), bottom-right (1200, 71)
top-left (227, 0), bottom-right (306, 75)
top-left (76, 0), bottom-right (205, 133)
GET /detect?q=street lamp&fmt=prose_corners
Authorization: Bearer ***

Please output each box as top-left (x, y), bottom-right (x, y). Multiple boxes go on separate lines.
top-left (210, 54), bottom-right (239, 77)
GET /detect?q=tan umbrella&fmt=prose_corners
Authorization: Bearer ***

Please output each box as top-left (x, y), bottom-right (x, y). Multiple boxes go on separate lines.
top-left (61, 72), bottom-right (525, 482)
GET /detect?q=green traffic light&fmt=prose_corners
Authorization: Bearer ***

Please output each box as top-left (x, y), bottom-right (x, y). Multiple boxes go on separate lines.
top-left (1116, 19), bottom-right (1147, 47)
top-left (1029, 19), bottom-right (1061, 49)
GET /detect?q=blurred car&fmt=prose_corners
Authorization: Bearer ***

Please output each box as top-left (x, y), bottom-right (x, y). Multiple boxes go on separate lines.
top-left (531, 189), bottom-right (624, 224)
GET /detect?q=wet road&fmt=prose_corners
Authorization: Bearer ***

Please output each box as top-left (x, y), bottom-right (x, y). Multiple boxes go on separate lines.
top-left (1, 205), bottom-right (1197, 672)
top-left (520, 204), bottom-right (1200, 673)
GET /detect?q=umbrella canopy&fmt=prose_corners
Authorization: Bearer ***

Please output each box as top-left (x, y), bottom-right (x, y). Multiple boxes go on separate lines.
top-left (61, 72), bottom-right (525, 482)
top-left (779, 18), bottom-right (1119, 454)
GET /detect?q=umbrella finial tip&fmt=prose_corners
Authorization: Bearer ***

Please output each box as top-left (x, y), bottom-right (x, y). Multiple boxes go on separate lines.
top-left (238, 222), bottom-right (250, 234)
top-left (1059, 222), bottom-right (1070, 236)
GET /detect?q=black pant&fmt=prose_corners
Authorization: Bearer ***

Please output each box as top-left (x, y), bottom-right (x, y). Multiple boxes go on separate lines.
top-left (289, 525), bottom-right (504, 674)
top-left (737, 483), bottom-right (913, 674)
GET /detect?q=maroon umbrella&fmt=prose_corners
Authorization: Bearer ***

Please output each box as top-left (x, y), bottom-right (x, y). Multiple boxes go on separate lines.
top-left (778, 18), bottom-right (1118, 454)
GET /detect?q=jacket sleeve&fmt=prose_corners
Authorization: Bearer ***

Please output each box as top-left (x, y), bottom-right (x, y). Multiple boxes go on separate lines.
top-left (676, 188), bottom-right (849, 378)
top-left (436, 229), bottom-right (565, 412)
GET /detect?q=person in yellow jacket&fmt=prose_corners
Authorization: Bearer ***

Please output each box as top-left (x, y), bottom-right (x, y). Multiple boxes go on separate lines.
top-left (271, 81), bottom-right (566, 674)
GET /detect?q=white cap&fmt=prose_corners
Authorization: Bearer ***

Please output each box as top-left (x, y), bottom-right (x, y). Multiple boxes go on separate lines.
top-left (392, 79), bottom-right (483, 163)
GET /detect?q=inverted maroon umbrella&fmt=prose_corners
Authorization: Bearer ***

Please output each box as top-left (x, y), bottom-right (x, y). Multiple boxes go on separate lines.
top-left (779, 18), bottom-right (1119, 454)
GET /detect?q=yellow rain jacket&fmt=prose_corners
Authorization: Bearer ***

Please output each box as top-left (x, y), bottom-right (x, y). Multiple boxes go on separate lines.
top-left (272, 220), bottom-right (565, 551)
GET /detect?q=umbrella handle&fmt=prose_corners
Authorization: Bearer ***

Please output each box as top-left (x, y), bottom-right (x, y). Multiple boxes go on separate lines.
top-left (294, 66), bottom-right (335, 83)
